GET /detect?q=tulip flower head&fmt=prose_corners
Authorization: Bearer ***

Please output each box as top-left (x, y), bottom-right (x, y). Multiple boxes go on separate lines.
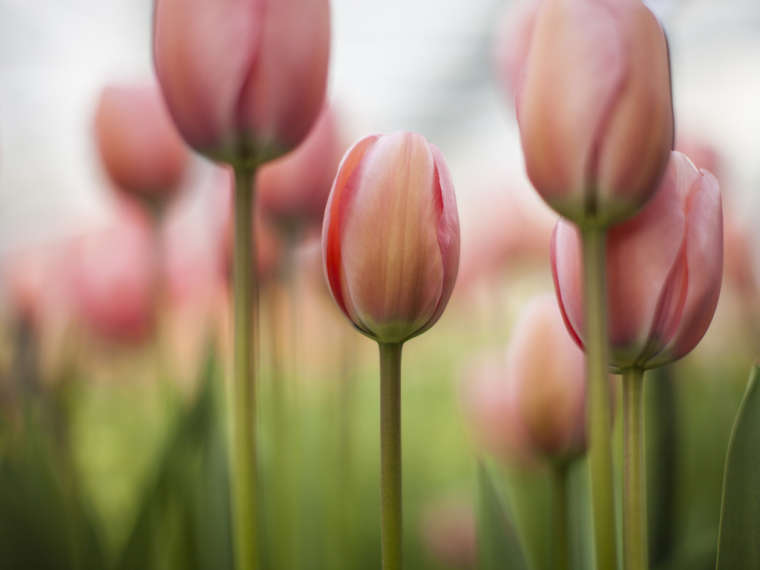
top-left (322, 132), bottom-right (460, 344)
top-left (552, 151), bottom-right (723, 370)
top-left (462, 295), bottom-right (587, 464)
top-left (512, 0), bottom-right (674, 226)
top-left (94, 84), bottom-right (188, 209)
top-left (70, 202), bottom-right (157, 344)
top-left (258, 105), bottom-right (345, 236)
top-left (153, 0), bottom-right (331, 167)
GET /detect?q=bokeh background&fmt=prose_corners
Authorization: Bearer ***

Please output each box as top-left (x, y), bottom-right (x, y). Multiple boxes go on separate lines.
top-left (0, 1), bottom-right (758, 569)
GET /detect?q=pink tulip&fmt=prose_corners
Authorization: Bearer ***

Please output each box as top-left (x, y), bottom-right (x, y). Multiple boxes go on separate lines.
top-left (322, 132), bottom-right (460, 343)
top-left (552, 151), bottom-right (723, 370)
top-left (153, 0), bottom-right (330, 165)
top-left (69, 201), bottom-right (156, 344)
top-left (258, 105), bottom-right (345, 235)
top-left (512, 0), bottom-right (673, 225)
top-left (94, 84), bottom-right (188, 206)
top-left (509, 295), bottom-right (586, 459)
top-left (493, 0), bottom-right (539, 101)
top-left (461, 351), bottom-right (532, 464)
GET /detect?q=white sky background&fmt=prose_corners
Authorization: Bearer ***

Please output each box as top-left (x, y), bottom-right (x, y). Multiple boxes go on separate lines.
top-left (0, 0), bottom-right (758, 256)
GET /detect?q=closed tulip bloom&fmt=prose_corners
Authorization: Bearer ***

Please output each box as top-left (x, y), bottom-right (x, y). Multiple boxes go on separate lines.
top-left (70, 203), bottom-right (156, 344)
top-left (509, 295), bottom-right (586, 460)
top-left (258, 105), bottom-right (344, 235)
top-left (322, 132), bottom-right (460, 344)
top-left (514, 0), bottom-right (674, 226)
top-left (552, 151), bottom-right (723, 370)
top-left (94, 84), bottom-right (188, 206)
top-left (153, 0), bottom-right (330, 165)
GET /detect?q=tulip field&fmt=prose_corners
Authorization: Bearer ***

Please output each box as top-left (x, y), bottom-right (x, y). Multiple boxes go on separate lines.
top-left (1, 1), bottom-right (759, 570)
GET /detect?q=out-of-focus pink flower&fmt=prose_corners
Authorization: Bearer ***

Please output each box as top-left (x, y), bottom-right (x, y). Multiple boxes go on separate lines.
top-left (69, 201), bottom-right (157, 344)
top-left (153, 0), bottom-right (330, 166)
top-left (322, 132), bottom-right (460, 343)
top-left (420, 499), bottom-right (477, 569)
top-left (258, 105), bottom-right (345, 235)
top-left (513, 0), bottom-right (673, 226)
top-left (94, 84), bottom-right (188, 207)
top-left (462, 295), bottom-right (588, 463)
top-left (456, 180), bottom-right (556, 291)
top-left (215, 170), bottom-right (283, 284)
top-left (509, 295), bottom-right (586, 459)
top-left (493, 1), bottom-right (539, 101)
top-left (552, 151), bottom-right (723, 370)
top-left (462, 351), bottom-right (532, 464)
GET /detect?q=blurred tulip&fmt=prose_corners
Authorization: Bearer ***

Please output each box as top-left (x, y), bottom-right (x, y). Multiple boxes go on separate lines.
top-left (153, 0), bottom-right (330, 166)
top-left (456, 180), bottom-right (556, 291)
top-left (215, 170), bottom-right (282, 285)
top-left (512, 0), bottom-right (673, 226)
top-left (258, 105), bottom-right (345, 236)
top-left (493, 0), bottom-right (539, 100)
top-left (552, 151), bottom-right (723, 370)
top-left (509, 295), bottom-right (586, 460)
top-left (322, 132), bottom-right (460, 344)
top-left (420, 500), bottom-right (477, 569)
top-left (676, 134), bottom-right (723, 182)
top-left (462, 351), bottom-right (532, 464)
top-left (69, 201), bottom-right (156, 344)
top-left (94, 84), bottom-right (189, 209)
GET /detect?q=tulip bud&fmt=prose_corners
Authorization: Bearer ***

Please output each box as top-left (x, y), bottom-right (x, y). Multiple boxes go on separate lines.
top-left (153, 0), bottom-right (330, 166)
top-left (512, 0), bottom-right (674, 226)
top-left (322, 132), bottom-right (460, 344)
top-left (461, 351), bottom-right (533, 464)
top-left (258, 105), bottom-right (345, 236)
top-left (69, 202), bottom-right (156, 344)
top-left (94, 84), bottom-right (188, 209)
top-left (508, 295), bottom-right (586, 460)
top-left (552, 151), bottom-right (723, 370)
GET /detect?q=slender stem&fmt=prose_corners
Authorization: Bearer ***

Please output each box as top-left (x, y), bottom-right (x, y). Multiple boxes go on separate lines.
top-left (230, 166), bottom-right (258, 570)
top-left (622, 368), bottom-right (648, 570)
top-left (379, 342), bottom-right (403, 570)
top-left (580, 226), bottom-right (617, 570)
top-left (552, 462), bottom-right (570, 570)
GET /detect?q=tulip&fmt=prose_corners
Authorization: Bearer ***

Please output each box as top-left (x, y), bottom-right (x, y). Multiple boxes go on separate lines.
top-left (322, 131), bottom-right (460, 570)
top-left (94, 84), bottom-right (188, 211)
top-left (153, 0), bottom-right (330, 166)
top-left (512, 0), bottom-right (674, 227)
top-left (154, 5), bottom-right (330, 565)
top-left (258, 105), bottom-right (344, 236)
top-left (69, 202), bottom-right (156, 344)
top-left (552, 151), bottom-right (723, 371)
top-left (322, 132), bottom-right (460, 344)
top-left (462, 351), bottom-right (532, 465)
top-left (552, 150), bottom-right (722, 570)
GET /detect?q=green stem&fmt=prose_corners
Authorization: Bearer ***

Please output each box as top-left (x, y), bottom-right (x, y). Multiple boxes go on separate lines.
top-left (580, 226), bottom-right (617, 570)
top-left (379, 342), bottom-right (403, 570)
top-left (622, 368), bottom-right (647, 570)
top-left (552, 462), bottom-right (570, 570)
top-left (230, 166), bottom-right (258, 570)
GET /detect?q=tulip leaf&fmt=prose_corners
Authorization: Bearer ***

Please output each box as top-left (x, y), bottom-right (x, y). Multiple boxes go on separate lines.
top-left (715, 364), bottom-right (760, 569)
top-left (476, 462), bottom-right (529, 570)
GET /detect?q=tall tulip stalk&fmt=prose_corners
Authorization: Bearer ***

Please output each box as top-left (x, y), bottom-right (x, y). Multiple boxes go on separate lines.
top-left (322, 132), bottom-right (460, 570)
top-left (553, 151), bottom-right (723, 569)
top-left (153, 2), bottom-right (330, 569)
top-left (507, 0), bottom-right (675, 567)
